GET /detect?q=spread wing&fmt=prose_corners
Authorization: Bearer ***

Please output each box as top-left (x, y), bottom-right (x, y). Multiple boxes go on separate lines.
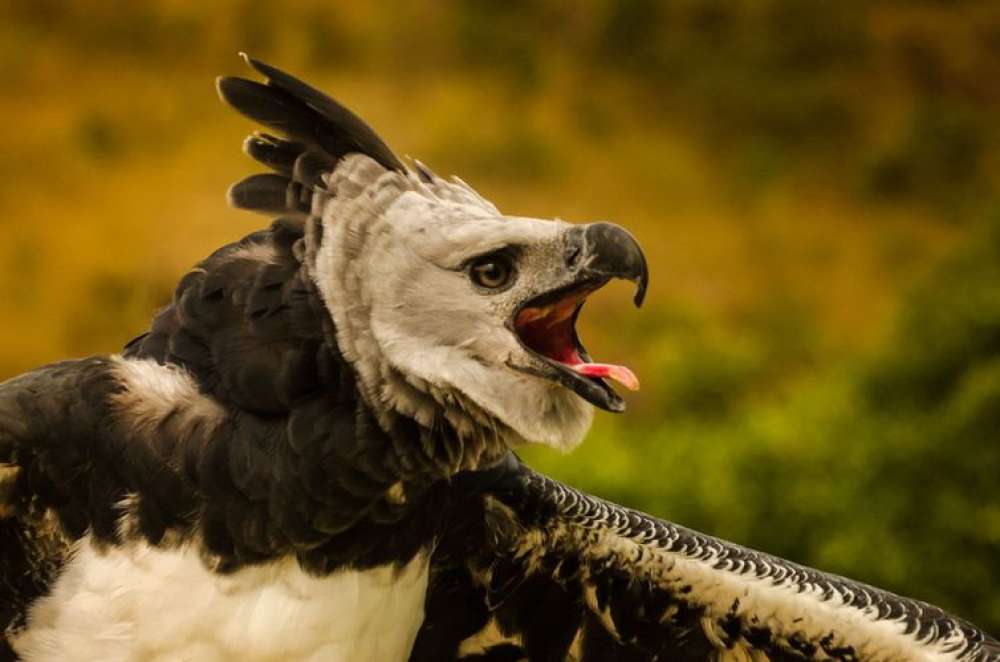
top-left (413, 457), bottom-right (1000, 661)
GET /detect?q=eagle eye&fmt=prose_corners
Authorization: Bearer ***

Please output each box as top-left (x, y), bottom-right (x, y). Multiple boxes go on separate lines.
top-left (469, 254), bottom-right (515, 291)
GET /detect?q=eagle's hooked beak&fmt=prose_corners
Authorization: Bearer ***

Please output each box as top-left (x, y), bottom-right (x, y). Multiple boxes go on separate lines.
top-left (512, 222), bottom-right (648, 413)
top-left (566, 222), bottom-right (649, 308)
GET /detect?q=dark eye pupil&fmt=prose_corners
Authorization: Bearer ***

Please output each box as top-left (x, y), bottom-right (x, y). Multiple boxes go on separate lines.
top-left (471, 257), bottom-right (511, 289)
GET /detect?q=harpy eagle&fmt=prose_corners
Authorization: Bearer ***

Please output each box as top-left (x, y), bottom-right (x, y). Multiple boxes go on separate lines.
top-left (0, 57), bottom-right (997, 662)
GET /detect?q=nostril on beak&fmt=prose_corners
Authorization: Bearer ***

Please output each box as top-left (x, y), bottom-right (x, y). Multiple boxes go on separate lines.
top-left (564, 245), bottom-right (581, 268)
top-left (562, 224), bottom-right (588, 269)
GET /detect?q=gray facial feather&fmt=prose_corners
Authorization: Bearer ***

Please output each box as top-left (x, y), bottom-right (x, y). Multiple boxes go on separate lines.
top-left (313, 155), bottom-right (593, 452)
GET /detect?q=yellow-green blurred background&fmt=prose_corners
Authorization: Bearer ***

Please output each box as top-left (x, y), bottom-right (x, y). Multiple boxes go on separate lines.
top-left (2, 0), bottom-right (999, 634)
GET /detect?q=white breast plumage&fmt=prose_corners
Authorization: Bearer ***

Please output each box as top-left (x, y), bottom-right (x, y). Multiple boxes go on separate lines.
top-left (12, 538), bottom-right (430, 662)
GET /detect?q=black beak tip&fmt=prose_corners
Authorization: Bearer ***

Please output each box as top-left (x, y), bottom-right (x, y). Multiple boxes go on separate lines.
top-left (633, 269), bottom-right (648, 308)
top-left (579, 222), bottom-right (649, 309)
top-left (631, 236), bottom-right (649, 308)
top-left (594, 388), bottom-right (626, 413)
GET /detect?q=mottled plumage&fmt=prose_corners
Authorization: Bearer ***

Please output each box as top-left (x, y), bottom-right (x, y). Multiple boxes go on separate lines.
top-left (415, 459), bottom-right (1000, 661)
top-left (0, 56), bottom-right (996, 661)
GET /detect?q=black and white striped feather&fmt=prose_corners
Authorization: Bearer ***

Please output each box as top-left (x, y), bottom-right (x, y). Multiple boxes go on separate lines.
top-left (415, 457), bottom-right (1000, 661)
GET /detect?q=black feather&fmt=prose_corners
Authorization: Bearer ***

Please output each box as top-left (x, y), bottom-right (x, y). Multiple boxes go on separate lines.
top-left (293, 149), bottom-right (337, 192)
top-left (240, 54), bottom-right (404, 172)
top-left (227, 173), bottom-right (309, 216)
top-left (217, 69), bottom-right (402, 176)
top-left (242, 132), bottom-right (306, 176)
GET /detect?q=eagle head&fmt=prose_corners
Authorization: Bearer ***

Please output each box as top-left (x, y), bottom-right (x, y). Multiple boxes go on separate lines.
top-left (219, 58), bottom-right (648, 454)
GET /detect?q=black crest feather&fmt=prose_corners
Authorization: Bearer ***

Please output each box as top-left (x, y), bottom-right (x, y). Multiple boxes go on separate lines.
top-left (217, 54), bottom-right (403, 173)
top-left (242, 133), bottom-right (304, 177)
top-left (227, 173), bottom-right (310, 216)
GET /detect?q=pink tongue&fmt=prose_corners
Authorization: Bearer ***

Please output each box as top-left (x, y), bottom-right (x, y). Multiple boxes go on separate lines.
top-left (570, 363), bottom-right (640, 391)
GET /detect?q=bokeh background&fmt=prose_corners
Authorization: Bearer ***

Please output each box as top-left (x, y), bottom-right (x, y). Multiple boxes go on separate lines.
top-left (2, 0), bottom-right (999, 635)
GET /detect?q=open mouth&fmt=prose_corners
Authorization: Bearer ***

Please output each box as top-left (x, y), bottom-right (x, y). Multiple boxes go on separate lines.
top-left (513, 280), bottom-right (639, 411)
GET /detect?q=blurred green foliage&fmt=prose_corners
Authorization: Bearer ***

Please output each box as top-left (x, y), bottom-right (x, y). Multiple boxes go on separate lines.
top-left (1, 0), bottom-right (998, 635)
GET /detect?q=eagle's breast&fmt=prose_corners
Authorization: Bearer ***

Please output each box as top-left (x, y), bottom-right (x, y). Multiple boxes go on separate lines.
top-left (12, 539), bottom-right (430, 662)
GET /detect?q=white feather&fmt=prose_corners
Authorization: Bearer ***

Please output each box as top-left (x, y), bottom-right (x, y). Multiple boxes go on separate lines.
top-left (13, 539), bottom-right (429, 662)
top-left (109, 356), bottom-right (225, 439)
